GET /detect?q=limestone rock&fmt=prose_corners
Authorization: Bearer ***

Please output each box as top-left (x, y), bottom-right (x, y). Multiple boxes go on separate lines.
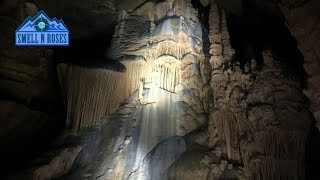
top-left (182, 54), bottom-right (197, 65)
top-left (181, 88), bottom-right (204, 113)
top-left (209, 44), bottom-right (223, 56)
top-left (185, 130), bottom-right (209, 146)
top-left (31, 146), bottom-right (82, 180)
top-left (177, 101), bottom-right (197, 118)
top-left (196, 113), bottom-right (208, 128)
top-left (201, 85), bottom-right (213, 113)
top-left (128, 137), bottom-right (186, 180)
top-left (208, 4), bottom-right (313, 179)
top-left (281, 0), bottom-right (320, 132)
top-left (178, 113), bottom-right (198, 136)
top-left (199, 0), bottom-right (209, 7)
top-left (24, 2), bottom-right (38, 16)
top-left (181, 64), bottom-right (200, 79)
top-left (166, 144), bottom-right (246, 180)
top-left (57, 60), bottom-right (147, 132)
top-left (0, 101), bottom-right (47, 140)
top-left (175, 84), bottom-right (186, 94)
top-left (166, 145), bottom-right (211, 180)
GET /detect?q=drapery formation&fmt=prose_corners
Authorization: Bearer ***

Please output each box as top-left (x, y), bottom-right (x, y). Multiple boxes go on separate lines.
top-left (57, 59), bottom-right (146, 132)
top-left (56, 0), bottom-right (208, 133)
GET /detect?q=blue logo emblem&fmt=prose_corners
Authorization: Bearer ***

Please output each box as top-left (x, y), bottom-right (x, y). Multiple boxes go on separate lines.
top-left (16, 10), bottom-right (69, 46)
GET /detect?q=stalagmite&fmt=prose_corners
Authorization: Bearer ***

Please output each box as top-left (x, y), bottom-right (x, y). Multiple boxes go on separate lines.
top-left (208, 3), bottom-right (312, 179)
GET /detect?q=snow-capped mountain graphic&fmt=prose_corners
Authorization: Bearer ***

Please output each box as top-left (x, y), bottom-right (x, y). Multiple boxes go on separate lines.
top-left (16, 10), bottom-right (68, 32)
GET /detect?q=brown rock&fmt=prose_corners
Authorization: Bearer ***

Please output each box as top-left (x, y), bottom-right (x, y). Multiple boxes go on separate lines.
top-left (32, 146), bottom-right (82, 180)
top-left (209, 44), bottom-right (222, 56)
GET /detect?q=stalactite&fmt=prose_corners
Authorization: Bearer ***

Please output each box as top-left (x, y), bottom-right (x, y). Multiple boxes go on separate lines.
top-left (208, 3), bottom-right (311, 179)
top-left (150, 61), bottom-right (181, 93)
top-left (57, 60), bottom-right (147, 133)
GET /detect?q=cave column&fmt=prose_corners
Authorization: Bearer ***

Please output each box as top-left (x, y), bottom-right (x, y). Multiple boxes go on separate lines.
top-left (208, 3), bottom-right (242, 162)
top-left (208, 2), bottom-right (312, 179)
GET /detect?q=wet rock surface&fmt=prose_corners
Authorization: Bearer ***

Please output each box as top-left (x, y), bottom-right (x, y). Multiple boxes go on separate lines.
top-left (56, 88), bottom-right (190, 180)
top-left (127, 137), bottom-right (186, 180)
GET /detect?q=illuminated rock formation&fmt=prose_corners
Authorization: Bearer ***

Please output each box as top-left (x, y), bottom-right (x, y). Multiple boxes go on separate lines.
top-left (57, 58), bottom-right (147, 132)
top-left (57, 0), bottom-right (210, 134)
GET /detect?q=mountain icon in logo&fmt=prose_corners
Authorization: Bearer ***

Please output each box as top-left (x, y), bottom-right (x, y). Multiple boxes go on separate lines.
top-left (16, 10), bottom-right (69, 46)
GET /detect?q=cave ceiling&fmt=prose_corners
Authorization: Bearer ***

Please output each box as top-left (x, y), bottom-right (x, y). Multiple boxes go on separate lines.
top-left (34, 0), bottom-right (286, 40)
top-left (36, 0), bottom-right (149, 39)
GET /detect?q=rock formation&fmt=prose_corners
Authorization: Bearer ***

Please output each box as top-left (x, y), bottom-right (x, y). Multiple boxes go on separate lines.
top-left (208, 3), bottom-right (313, 179)
top-left (57, 0), bottom-right (211, 135)
top-left (57, 59), bottom-right (146, 132)
top-left (280, 0), bottom-right (320, 131)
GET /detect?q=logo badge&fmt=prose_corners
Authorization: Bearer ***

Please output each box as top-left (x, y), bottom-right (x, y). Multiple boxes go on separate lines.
top-left (16, 10), bottom-right (69, 46)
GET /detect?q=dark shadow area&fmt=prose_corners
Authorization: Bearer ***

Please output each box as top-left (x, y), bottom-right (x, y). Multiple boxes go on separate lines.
top-left (53, 31), bottom-right (125, 72)
top-left (0, 71), bottom-right (66, 178)
top-left (0, 112), bottom-right (65, 178)
top-left (306, 124), bottom-right (320, 180)
top-left (191, 0), bottom-right (210, 55)
top-left (224, 0), bottom-right (307, 87)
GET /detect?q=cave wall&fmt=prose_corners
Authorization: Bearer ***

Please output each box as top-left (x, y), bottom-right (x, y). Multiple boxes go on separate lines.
top-left (279, 0), bottom-right (320, 178)
top-left (208, 2), bottom-right (312, 179)
top-left (35, 0), bottom-right (148, 39)
top-left (0, 0), bottom-right (64, 175)
top-left (280, 0), bottom-right (320, 131)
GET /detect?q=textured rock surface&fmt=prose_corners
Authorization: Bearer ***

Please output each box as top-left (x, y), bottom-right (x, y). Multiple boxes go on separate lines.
top-left (208, 3), bottom-right (313, 179)
top-left (0, 101), bottom-right (47, 142)
top-left (280, 0), bottom-right (320, 131)
top-left (166, 144), bottom-right (247, 180)
top-left (5, 144), bottom-right (84, 180)
top-left (128, 137), bottom-right (186, 180)
top-left (54, 1), bottom-right (215, 179)
top-left (59, 0), bottom-right (211, 133)
top-left (207, 5), bottom-right (240, 161)
top-left (35, 0), bottom-right (149, 39)
top-left (31, 146), bottom-right (82, 180)
top-left (57, 58), bottom-right (146, 132)
top-left (280, 1), bottom-right (320, 178)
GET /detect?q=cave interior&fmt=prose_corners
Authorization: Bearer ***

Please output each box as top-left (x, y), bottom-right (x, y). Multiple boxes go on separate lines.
top-left (0, 0), bottom-right (320, 179)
